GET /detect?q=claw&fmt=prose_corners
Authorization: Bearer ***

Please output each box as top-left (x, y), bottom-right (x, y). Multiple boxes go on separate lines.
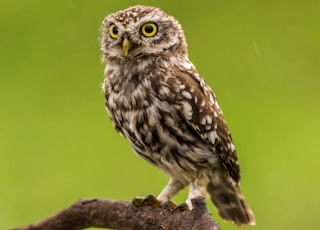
top-left (131, 195), bottom-right (188, 212)
top-left (172, 202), bottom-right (189, 212)
top-left (131, 197), bottom-right (144, 207)
top-left (162, 200), bottom-right (177, 211)
top-left (141, 194), bottom-right (162, 208)
top-left (132, 195), bottom-right (162, 209)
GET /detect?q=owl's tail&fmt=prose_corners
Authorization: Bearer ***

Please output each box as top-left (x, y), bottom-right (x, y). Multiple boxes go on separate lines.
top-left (207, 177), bottom-right (256, 226)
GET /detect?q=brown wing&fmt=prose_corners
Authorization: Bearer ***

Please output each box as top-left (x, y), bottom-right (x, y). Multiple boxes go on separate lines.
top-left (172, 68), bottom-right (240, 182)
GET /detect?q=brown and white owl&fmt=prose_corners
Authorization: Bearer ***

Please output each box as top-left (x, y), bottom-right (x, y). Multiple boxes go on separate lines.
top-left (100, 5), bottom-right (255, 226)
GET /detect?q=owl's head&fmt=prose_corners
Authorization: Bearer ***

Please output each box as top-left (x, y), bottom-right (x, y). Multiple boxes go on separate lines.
top-left (101, 5), bottom-right (187, 63)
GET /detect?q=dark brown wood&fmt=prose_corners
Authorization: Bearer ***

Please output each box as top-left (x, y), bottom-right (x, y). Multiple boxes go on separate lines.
top-left (10, 197), bottom-right (221, 230)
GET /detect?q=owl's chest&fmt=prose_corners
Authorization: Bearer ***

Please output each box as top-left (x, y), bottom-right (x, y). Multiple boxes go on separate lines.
top-left (106, 79), bottom-right (171, 132)
top-left (104, 65), bottom-right (171, 120)
top-left (104, 73), bottom-right (153, 115)
top-left (104, 73), bottom-right (185, 146)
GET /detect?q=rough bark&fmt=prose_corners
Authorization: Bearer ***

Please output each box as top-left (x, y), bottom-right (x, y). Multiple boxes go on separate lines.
top-left (10, 197), bottom-right (220, 230)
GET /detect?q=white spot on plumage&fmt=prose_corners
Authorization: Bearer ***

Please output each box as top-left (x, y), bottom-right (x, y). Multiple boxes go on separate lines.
top-left (159, 85), bottom-right (171, 96)
top-left (215, 101), bottom-right (220, 111)
top-left (209, 94), bottom-right (215, 104)
top-left (200, 100), bottom-right (205, 107)
top-left (230, 142), bottom-right (236, 152)
top-left (143, 100), bottom-right (150, 107)
top-left (164, 115), bottom-right (175, 127)
top-left (182, 90), bottom-right (192, 99)
top-left (178, 84), bottom-right (186, 90)
top-left (181, 60), bottom-right (195, 70)
top-left (209, 130), bottom-right (219, 144)
top-left (182, 101), bottom-right (193, 120)
top-left (206, 115), bottom-right (212, 125)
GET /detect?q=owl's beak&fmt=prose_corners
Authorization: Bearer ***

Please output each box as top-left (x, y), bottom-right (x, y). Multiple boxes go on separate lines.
top-left (122, 38), bottom-right (132, 56)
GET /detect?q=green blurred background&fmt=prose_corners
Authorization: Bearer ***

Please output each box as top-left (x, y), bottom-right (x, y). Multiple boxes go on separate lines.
top-left (1, 0), bottom-right (319, 229)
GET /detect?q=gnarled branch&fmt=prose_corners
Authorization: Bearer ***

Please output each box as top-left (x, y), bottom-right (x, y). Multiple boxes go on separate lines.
top-left (10, 197), bottom-right (220, 230)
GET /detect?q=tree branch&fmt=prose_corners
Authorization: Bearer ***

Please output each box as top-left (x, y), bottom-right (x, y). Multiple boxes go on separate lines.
top-left (10, 197), bottom-right (220, 230)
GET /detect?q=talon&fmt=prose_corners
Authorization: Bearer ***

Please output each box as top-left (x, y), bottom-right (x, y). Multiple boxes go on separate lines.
top-left (134, 195), bottom-right (162, 209)
top-left (131, 197), bottom-right (144, 207)
top-left (162, 200), bottom-right (177, 211)
top-left (172, 202), bottom-right (189, 212)
top-left (141, 194), bottom-right (162, 208)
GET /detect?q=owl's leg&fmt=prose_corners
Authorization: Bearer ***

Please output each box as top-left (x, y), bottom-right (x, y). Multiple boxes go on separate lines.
top-left (165, 181), bottom-right (204, 212)
top-left (185, 181), bottom-right (205, 210)
top-left (157, 178), bottom-right (187, 202)
top-left (155, 178), bottom-right (188, 211)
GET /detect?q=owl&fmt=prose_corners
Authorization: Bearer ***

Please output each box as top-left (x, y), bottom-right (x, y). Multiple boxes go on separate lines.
top-left (100, 5), bottom-right (255, 226)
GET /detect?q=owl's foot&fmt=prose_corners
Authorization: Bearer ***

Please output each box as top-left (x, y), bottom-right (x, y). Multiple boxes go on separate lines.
top-left (162, 200), bottom-right (177, 211)
top-left (172, 202), bottom-right (189, 212)
top-left (163, 200), bottom-right (189, 212)
top-left (131, 197), bottom-right (144, 207)
top-left (131, 195), bottom-right (189, 212)
top-left (132, 194), bottom-right (162, 209)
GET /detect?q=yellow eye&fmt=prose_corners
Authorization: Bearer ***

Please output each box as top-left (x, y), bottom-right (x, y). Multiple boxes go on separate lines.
top-left (109, 24), bottom-right (119, 39)
top-left (141, 23), bottom-right (157, 37)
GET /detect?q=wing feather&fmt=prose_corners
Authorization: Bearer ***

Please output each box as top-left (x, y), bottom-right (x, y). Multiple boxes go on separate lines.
top-left (172, 68), bottom-right (240, 182)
